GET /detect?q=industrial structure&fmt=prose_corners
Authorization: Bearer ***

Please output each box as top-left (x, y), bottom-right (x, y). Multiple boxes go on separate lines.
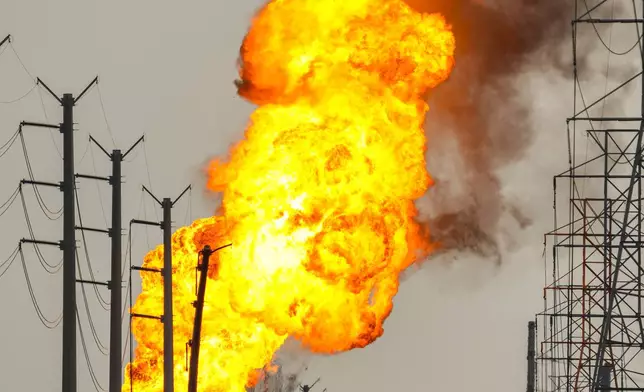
top-left (533, 1), bottom-right (644, 391)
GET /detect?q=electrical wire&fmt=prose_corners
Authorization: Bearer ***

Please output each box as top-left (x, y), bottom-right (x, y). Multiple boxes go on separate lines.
top-left (37, 85), bottom-right (63, 159)
top-left (18, 245), bottom-right (63, 328)
top-left (95, 82), bottom-right (117, 147)
top-left (19, 186), bottom-right (64, 274)
top-left (0, 82), bottom-right (37, 104)
top-left (121, 226), bottom-right (133, 364)
top-left (119, 187), bottom-right (148, 363)
top-left (141, 190), bottom-right (152, 249)
top-left (75, 246), bottom-right (109, 355)
top-left (0, 42), bottom-right (38, 103)
top-left (0, 244), bottom-right (20, 279)
top-left (19, 129), bottom-right (64, 220)
top-left (89, 143), bottom-right (110, 228)
top-left (142, 138), bottom-right (159, 221)
top-left (122, 318), bottom-right (131, 365)
top-left (9, 42), bottom-right (35, 80)
top-left (183, 186), bottom-right (193, 226)
top-left (120, 191), bottom-right (146, 364)
top-left (583, 0), bottom-right (643, 56)
top-left (75, 182), bottom-right (111, 309)
top-left (76, 304), bottom-right (107, 392)
top-left (122, 229), bottom-right (132, 313)
top-left (0, 184), bottom-right (20, 219)
top-left (77, 134), bottom-right (92, 165)
top-left (123, 141), bottom-right (143, 162)
top-left (0, 127), bottom-right (20, 159)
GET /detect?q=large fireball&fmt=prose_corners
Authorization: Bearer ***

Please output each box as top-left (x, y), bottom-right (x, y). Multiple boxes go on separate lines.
top-left (124, 0), bottom-right (455, 391)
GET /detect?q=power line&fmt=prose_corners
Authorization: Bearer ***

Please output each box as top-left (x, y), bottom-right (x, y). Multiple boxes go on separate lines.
top-left (121, 227), bottom-right (133, 365)
top-left (18, 245), bottom-right (63, 329)
top-left (88, 142), bottom-right (110, 228)
top-left (0, 184), bottom-right (20, 218)
top-left (583, 0), bottom-right (642, 56)
top-left (9, 41), bottom-right (35, 80)
top-left (75, 246), bottom-right (109, 355)
top-left (142, 138), bottom-right (159, 221)
top-left (0, 83), bottom-right (37, 104)
top-left (0, 127), bottom-right (20, 159)
top-left (0, 244), bottom-right (20, 279)
top-left (36, 85), bottom-right (63, 159)
top-left (19, 186), bottom-right (64, 274)
top-left (19, 129), bottom-right (63, 220)
top-left (76, 304), bottom-right (107, 392)
top-left (95, 82), bottom-right (117, 147)
top-left (0, 39), bottom-right (38, 104)
top-left (75, 182), bottom-right (111, 310)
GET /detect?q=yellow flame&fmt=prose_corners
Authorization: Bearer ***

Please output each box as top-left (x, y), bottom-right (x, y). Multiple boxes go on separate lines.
top-left (123, 0), bottom-right (455, 391)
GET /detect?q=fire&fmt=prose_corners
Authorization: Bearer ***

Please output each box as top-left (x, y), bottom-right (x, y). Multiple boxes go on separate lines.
top-left (123, 0), bottom-right (455, 391)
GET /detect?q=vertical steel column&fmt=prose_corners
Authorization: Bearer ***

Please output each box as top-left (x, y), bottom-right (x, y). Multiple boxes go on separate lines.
top-left (163, 198), bottom-right (174, 392)
top-left (527, 321), bottom-right (536, 392)
top-left (188, 245), bottom-right (213, 392)
top-left (62, 93), bottom-right (76, 392)
top-left (109, 150), bottom-right (122, 392)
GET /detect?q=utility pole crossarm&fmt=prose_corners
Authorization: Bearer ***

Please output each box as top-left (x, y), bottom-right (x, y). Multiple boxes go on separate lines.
top-left (122, 135), bottom-right (145, 159)
top-left (75, 226), bottom-right (110, 235)
top-left (35, 78), bottom-right (61, 104)
top-left (20, 238), bottom-right (63, 249)
top-left (76, 279), bottom-right (109, 287)
top-left (142, 185), bottom-right (162, 206)
top-left (21, 179), bottom-right (62, 190)
top-left (131, 265), bottom-right (162, 274)
top-left (74, 76), bottom-right (98, 104)
top-left (0, 34), bottom-right (10, 48)
top-left (88, 135), bottom-right (111, 158)
top-left (20, 121), bottom-right (60, 130)
top-left (172, 184), bottom-right (192, 207)
top-left (75, 173), bottom-right (110, 182)
top-left (131, 313), bottom-right (163, 322)
top-left (130, 218), bottom-right (161, 227)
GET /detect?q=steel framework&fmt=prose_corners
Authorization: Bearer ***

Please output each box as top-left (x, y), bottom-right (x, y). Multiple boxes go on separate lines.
top-left (535, 1), bottom-right (644, 391)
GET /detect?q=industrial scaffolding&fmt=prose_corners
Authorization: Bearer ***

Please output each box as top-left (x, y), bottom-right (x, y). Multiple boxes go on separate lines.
top-left (535, 1), bottom-right (644, 391)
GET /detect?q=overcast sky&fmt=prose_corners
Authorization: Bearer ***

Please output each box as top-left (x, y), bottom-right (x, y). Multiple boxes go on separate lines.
top-left (0, 1), bottom-right (635, 391)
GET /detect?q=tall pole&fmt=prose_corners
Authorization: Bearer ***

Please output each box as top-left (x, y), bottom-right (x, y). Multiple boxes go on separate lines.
top-left (163, 198), bottom-right (174, 392)
top-left (526, 321), bottom-right (536, 392)
top-left (62, 93), bottom-right (76, 392)
top-left (188, 245), bottom-right (213, 392)
top-left (109, 149), bottom-right (122, 392)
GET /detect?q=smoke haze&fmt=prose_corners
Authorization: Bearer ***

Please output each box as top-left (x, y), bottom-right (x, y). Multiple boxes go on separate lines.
top-left (406, 0), bottom-right (572, 260)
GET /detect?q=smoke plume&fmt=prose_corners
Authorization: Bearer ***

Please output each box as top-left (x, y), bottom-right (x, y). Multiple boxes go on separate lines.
top-left (407, 0), bottom-right (572, 261)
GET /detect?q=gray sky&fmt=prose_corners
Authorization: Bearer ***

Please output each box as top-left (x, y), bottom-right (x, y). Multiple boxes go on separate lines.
top-left (0, 1), bottom-right (620, 391)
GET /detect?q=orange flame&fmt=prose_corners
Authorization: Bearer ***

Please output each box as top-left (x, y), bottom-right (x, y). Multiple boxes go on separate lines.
top-left (123, 0), bottom-right (455, 391)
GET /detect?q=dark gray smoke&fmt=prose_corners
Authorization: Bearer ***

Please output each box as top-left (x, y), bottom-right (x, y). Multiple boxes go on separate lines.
top-left (406, 0), bottom-right (573, 261)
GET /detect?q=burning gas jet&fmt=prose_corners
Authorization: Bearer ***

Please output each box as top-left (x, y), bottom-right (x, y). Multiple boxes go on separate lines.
top-left (124, 0), bottom-right (455, 391)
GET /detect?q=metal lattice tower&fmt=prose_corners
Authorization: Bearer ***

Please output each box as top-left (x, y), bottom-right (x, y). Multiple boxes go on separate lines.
top-left (535, 1), bottom-right (644, 391)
